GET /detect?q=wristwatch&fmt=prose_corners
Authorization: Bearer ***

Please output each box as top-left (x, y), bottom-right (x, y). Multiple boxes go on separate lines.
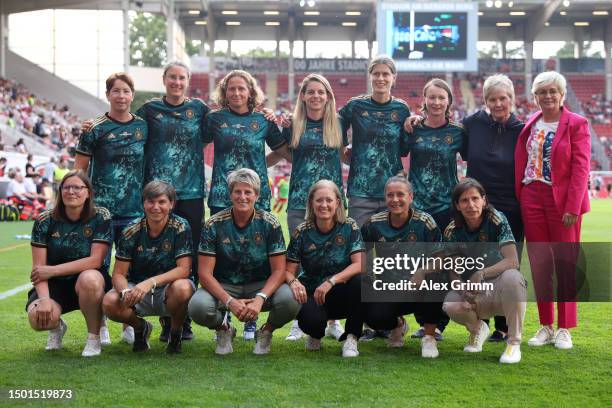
top-left (256, 292), bottom-right (268, 302)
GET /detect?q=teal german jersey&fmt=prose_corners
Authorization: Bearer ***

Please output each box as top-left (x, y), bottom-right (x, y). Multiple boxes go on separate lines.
top-left (135, 97), bottom-right (209, 200)
top-left (286, 218), bottom-right (365, 292)
top-left (338, 95), bottom-right (411, 198)
top-left (282, 117), bottom-right (348, 210)
top-left (31, 207), bottom-right (112, 276)
top-left (76, 113), bottom-right (147, 218)
top-left (361, 209), bottom-right (441, 243)
top-left (405, 121), bottom-right (466, 215)
top-left (115, 214), bottom-right (193, 283)
top-left (443, 209), bottom-right (515, 279)
top-left (204, 108), bottom-right (286, 211)
top-left (198, 208), bottom-right (286, 285)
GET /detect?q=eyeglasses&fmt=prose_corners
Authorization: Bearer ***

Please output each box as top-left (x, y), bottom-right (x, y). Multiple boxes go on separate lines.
top-left (535, 89), bottom-right (560, 97)
top-left (61, 185), bottom-right (88, 192)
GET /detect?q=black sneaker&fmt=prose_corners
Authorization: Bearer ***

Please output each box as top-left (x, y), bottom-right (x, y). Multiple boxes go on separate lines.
top-left (166, 330), bottom-right (183, 354)
top-left (359, 328), bottom-right (377, 342)
top-left (182, 317), bottom-right (194, 341)
top-left (133, 319), bottom-right (152, 352)
top-left (488, 330), bottom-right (507, 342)
top-left (411, 327), bottom-right (425, 339)
top-left (159, 316), bottom-right (171, 342)
top-left (434, 329), bottom-right (444, 341)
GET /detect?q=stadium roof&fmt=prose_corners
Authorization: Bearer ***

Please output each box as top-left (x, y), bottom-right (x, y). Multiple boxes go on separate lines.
top-left (3, 0), bottom-right (612, 43)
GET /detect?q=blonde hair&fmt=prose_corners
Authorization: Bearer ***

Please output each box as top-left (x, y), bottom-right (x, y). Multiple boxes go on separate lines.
top-left (423, 78), bottom-right (453, 119)
top-left (227, 168), bottom-right (261, 195)
top-left (214, 70), bottom-right (265, 111)
top-left (305, 180), bottom-right (346, 224)
top-left (291, 74), bottom-right (342, 149)
top-left (483, 74), bottom-right (515, 109)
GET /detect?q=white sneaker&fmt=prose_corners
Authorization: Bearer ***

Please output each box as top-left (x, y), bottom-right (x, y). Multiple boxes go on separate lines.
top-left (342, 334), bottom-right (359, 357)
top-left (463, 321), bottom-right (490, 353)
top-left (386, 317), bottom-right (408, 348)
top-left (554, 328), bottom-right (573, 350)
top-left (499, 343), bottom-right (521, 364)
top-left (528, 326), bottom-right (555, 347)
top-left (286, 320), bottom-right (304, 341)
top-left (253, 328), bottom-right (273, 355)
top-left (305, 336), bottom-right (322, 351)
top-left (121, 326), bottom-right (135, 345)
top-left (45, 319), bottom-right (67, 351)
top-left (99, 325), bottom-right (111, 346)
top-left (81, 337), bottom-right (102, 357)
top-left (325, 320), bottom-right (345, 340)
top-left (421, 335), bottom-right (439, 358)
top-left (215, 326), bottom-right (235, 355)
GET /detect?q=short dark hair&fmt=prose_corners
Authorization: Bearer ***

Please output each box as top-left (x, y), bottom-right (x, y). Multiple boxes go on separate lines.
top-left (142, 180), bottom-right (176, 203)
top-left (106, 72), bottom-right (135, 93)
top-left (450, 178), bottom-right (494, 229)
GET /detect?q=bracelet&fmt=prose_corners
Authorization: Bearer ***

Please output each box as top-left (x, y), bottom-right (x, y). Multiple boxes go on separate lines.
top-left (120, 288), bottom-right (130, 300)
top-left (225, 296), bottom-right (234, 309)
top-left (256, 292), bottom-right (268, 302)
top-left (288, 278), bottom-right (299, 286)
top-left (326, 276), bottom-right (336, 287)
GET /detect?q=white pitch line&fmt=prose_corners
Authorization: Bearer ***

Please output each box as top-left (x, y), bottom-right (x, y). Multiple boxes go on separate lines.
top-left (0, 283), bottom-right (32, 300)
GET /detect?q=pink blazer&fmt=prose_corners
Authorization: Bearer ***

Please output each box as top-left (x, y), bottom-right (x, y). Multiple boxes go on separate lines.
top-left (514, 106), bottom-right (591, 216)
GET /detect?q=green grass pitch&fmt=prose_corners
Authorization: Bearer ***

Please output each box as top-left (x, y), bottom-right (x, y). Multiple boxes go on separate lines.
top-left (0, 201), bottom-right (610, 407)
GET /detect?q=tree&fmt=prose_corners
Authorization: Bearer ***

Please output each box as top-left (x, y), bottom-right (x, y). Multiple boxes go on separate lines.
top-left (185, 41), bottom-right (200, 57)
top-left (130, 12), bottom-right (167, 67)
top-left (478, 44), bottom-right (500, 59)
top-left (556, 42), bottom-right (575, 58)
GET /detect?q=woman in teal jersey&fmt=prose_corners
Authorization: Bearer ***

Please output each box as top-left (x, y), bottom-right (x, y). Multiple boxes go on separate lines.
top-left (268, 74), bottom-right (348, 341)
top-left (338, 56), bottom-right (412, 228)
top-left (205, 70), bottom-right (286, 216)
top-left (26, 170), bottom-right (112, 357)
top-left (75, 72), bottom-right (147, 345)
top-left (404, 78), bottom-right (466, 338)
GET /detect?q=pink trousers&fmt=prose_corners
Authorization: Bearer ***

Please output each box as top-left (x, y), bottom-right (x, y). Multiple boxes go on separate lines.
top-left (520, 182), bottom-right (581, 329)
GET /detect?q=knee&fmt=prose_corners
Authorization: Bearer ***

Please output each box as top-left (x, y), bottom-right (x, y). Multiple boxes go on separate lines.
top-left (167, 279), bottom-right (194, 303)
top-left (442, 301), bottom-right (467, 318)
top-left (76, 270), bottom-right (104, 295)
top-left (272, 285), bottom-right (301, 316)
top-left (188, 290), bottom-right (218, 328)
top-left (102, 290), bottom-right (121, 317)
top-left (500, 269), bottom-right (527, 294)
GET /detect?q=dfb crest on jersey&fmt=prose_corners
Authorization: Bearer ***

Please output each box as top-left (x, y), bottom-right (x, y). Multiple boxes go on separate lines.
top-left (83, 227), bottom-right (93, 237)
top-left (186, 109), bottom-right (194, 119)
top-left (250, 120), bottom-right (260, 131)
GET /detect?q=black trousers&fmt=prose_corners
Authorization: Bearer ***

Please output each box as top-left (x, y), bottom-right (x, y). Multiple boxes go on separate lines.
top-left (364, 301), bottom-right (445, 331)
top-left (297, 275), bottom-right (363, 340)
top-left (174, 198), bottom-right (204, 283)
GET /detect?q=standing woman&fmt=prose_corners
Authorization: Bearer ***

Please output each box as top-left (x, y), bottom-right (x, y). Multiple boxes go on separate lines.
top-left (462, 74), bottom-right (525, 341)
top-left (76, 72), bottom-right (147, 237)
top-left (286, 180), bottom-right (365, 357)
top-left (268, 74), bottom-right (348, 341)
top-left (404, 78), bottom-right (466, 338)
top-left (205, 70), bottom-right (286, 215)
top-left (26, 170), bottom-right (112, 357)
top-left (515, 71), bottom-right (590, 350)
top-left (339, 56), bottom-right (411, 227)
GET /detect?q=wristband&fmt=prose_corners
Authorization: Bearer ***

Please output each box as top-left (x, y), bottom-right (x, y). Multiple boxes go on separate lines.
top-left (326, 276), bottom-right (336, 287)
top-left (225, 296), bottom-right (234, 309)
top-left (288, 278), bottom-right (299, 286)
top-left (256, 292), bottom-right (268, 302)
